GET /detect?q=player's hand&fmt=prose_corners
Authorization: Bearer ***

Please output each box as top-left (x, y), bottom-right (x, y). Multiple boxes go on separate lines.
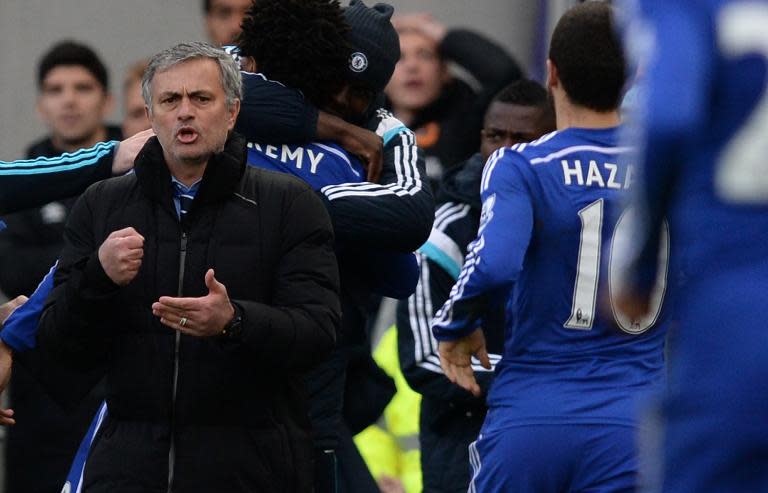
top-left (112, 128), bottom-right (155, 175)
top-left (341, 125), bottom-right (383, 183)
top-left (438, 328), bottom-right (491, 397)
top-left (0, 295), bottom-right (27, 325)
top-left (152, 269), bottom-right (235, 337)
top-left (317, 111), bottom-right (383, 183)
top-left (392, 13), bottom-right (447, 44)
top-left (0, 339), bottom-right (15, 425)
top-left (98, 227), bottom-right (144, 286)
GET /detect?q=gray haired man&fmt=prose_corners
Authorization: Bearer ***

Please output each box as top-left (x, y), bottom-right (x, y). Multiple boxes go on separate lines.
top-left (37, 42), bottom-right (340, 492)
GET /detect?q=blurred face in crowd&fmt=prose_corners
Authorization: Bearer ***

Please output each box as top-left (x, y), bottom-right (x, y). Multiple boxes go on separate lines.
top-left (147, 58), bottom-right (239, 168)
top-left (385, 30), bottom-right (447, 115)
top-left (205, 0), bottom-right (251, 46)
top-left (480, 102), bottom-right (554, 161)
top-left (38, 65), bottom-right (113, 150)
top-left (122, 78), bottom-right (151, 137)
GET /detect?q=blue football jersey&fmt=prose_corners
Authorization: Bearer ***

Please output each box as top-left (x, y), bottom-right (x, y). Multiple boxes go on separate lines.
top-left (433, 127), bottom-right (670, 427)
top-left (625, 2), bottom-right (768, 491)
top-left (629, 0), bottom-right (768, 297)
top-left (247, 141), bottom-right (364, 191)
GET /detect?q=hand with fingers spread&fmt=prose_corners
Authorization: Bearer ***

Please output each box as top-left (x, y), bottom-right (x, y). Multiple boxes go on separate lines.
top-left (98, 227), bottom-right (144, 286)
top-left (152, 269), bottom-right (235, 337)
top-left (438, 328), bottom-right (491, 398)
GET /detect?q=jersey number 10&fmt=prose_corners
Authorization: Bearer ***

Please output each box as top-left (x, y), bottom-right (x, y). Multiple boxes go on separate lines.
top-left (565, 199), bottom-right (669, 335)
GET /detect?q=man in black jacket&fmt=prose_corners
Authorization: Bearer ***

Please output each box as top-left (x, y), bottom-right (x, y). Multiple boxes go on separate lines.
top-left (37, 42), bottom-right (340, 493)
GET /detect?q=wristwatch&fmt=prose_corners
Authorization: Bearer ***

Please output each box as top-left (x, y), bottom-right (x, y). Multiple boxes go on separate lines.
top-left (221, 304), bottom-right (243, 339)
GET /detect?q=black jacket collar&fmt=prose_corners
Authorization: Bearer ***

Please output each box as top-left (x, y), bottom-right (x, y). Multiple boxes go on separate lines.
top-left (133, 132), bottom-right (248, 207)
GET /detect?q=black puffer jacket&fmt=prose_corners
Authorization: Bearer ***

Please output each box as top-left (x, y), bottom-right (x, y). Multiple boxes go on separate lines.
top-left (38, 133), bottom-right (340, 493)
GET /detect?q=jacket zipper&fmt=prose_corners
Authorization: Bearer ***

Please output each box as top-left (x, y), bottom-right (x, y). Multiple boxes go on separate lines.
top-left (167, 230), bottom-right (187, 493)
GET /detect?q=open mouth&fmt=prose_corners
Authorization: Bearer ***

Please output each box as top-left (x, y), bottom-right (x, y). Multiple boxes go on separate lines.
top-left (176, 127), bottom-right (199, 144)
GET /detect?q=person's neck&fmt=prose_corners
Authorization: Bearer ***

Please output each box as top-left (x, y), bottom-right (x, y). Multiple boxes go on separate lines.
top-left (52, 127), bottom-right (108, 153)
top-left (166, 155), bottom-right (208, 187)
top-left (554, 95), bottom-right (620, 130)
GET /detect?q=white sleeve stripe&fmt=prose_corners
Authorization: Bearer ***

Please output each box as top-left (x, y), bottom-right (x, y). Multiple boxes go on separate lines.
top-left (480, 147), bottom-right (507, 193)
top-left (435, 202), bottom-right (457, 219)
top-left (408, 256), bottom-right (429, 363)
top-left (434, 204), bottom-right (471, 232)
top-left (411, 253), bottom-right (500, 375)
top-left (529, 145), bottom-right (634, 165)
top-left (433, 234), bottom-right (485, 328)
top-left (320, 130), bottom-right (422, 200)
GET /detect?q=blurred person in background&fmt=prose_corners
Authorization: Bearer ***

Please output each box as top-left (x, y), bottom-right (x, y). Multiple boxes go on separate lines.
top-left (0, 40), bottom-right (120, 493)
top-left (390, 79), bottom-right (554, 493)
top-left (384, 12), bottom-right (522, 186)
top-left (121, 59), bottom-right (151, 137)
top-left (619, 0), bottom-right (768, 491)
top-left (0, 40), bottom-right (121, 297)
top-left (204, 0), bottom-right (251, 46)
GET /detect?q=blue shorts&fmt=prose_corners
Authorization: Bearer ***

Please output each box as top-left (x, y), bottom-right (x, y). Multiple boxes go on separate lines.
top-left (469, 419), bottom-right (637, 493)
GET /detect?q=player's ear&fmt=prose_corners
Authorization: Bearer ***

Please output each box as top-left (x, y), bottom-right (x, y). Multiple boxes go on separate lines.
top-left (546, 59), bottom-right (559, 91)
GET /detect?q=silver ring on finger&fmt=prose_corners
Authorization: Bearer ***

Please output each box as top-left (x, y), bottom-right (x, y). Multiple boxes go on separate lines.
top-left (179, 317), bottom-right (188, 328)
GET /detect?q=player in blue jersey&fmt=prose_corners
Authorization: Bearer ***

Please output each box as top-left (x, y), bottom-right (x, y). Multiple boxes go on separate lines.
top-left (431, 3), bottom-right (671, 492)
top-left (619, 1), bottom-right (768, 491)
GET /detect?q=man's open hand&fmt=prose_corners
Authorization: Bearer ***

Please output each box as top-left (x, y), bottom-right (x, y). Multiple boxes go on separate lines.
top-left (438, 328), bottom-right (491, 397)
top-left (152, 269), bottom-right (235, 337)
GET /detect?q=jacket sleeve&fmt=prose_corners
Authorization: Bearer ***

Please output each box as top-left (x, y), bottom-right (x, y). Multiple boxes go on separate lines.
top-left (397, 235), bottom-right (498, 403)
top-left (0, 263), bottom-right (56, 352)
top-left (0, 141), bottom-right (115, 214)
top-left (441, 29), bottom-right (522, 95)
top-left (231, 188), bottom-right (340, 372)
top-left (36, 184), bottom-right (119, 370)
top-left (234, 72), bottom-right (319, 144)
top-left (319, 112), bottom-right (435, 252)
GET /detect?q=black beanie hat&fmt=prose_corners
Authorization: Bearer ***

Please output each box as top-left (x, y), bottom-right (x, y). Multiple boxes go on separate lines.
top-left (343, 0), bottom-right (400, 93)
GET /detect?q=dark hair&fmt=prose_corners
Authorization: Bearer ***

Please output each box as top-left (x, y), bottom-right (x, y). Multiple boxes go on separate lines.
top-left (492, 79), bottom-right (549, 108)
top-left (548, 1), bottom-right (626, 111)
top-left (237, 0), bottom-right (349, 107)
top-left (37, 40), bottom-right (109, 91)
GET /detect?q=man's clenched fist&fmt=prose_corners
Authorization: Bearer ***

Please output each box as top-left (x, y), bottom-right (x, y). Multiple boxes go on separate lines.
top-left (98, 227), bottom-right (144, 286)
